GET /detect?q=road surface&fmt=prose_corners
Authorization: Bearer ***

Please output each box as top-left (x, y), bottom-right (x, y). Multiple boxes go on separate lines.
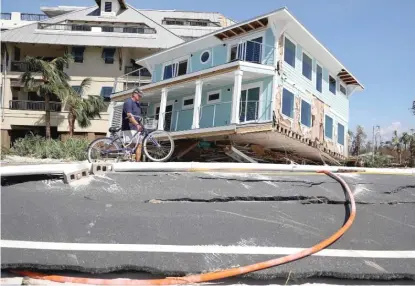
top-left (1, 171), bottom-right (415, 283)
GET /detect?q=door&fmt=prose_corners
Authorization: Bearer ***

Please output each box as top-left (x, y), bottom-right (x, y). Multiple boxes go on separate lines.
top-left (230, 37), bottom-right (263, 64)
top-left (156, 104), bottom-right (173, 131)
top-left (239, 87), bottom-right (260, 123)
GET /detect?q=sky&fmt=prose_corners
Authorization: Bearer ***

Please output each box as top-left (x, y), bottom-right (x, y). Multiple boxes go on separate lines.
top-left (2, 0), bottom-right (414, 140)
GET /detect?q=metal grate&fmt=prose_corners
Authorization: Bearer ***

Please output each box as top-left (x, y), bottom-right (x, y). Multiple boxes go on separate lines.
top-left (111, 103), bottom-right (124, 129)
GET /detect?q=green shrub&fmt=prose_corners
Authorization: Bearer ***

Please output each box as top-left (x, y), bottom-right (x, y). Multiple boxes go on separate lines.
top-left (9, 134), bottom-right (89, 161)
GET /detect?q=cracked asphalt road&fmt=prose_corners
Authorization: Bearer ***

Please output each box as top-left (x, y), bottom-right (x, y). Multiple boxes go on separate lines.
top-left (1, 171), bottom-right (415, 282)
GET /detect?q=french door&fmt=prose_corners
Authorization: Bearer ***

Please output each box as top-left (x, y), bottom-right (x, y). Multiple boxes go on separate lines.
top-left (155, 104), bottom-right (173, 131)
top-left (230, 37), bottom-right (263, 64)
top-left (239, 86), bottom-right (260, 123)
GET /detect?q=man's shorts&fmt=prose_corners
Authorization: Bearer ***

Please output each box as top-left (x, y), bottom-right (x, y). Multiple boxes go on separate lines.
top-left (121, 130), bottom-right (142, 145)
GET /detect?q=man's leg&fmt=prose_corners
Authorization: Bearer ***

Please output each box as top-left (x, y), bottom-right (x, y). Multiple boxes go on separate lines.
top-left (135, 143), bottom-right (142, 162)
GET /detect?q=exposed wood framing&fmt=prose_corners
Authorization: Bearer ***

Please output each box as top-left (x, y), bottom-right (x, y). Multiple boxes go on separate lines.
top-left (214, 17), bottom-right (268, 41)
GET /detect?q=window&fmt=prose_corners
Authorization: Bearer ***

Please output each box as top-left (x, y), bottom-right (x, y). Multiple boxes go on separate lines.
top-left (102, 26), bottom-right (114, 32)
top-left (71, 46), bottom-right (85, 63)
top-left (284, 37), bottom-right (296, 68)
top-left (72, 86), bottom-right (81, 95)
top-left (101, 86), bottom-right (113, 102)
top-left (338, 123), bottom-right (345, 145)
top-left (230, 45), bottom-right (238, 61)
top-left (183, 96), bottom-right (194, 109)
top-left (329, 76), bottom-right (336, 94)
top-left (163, 59), bottom-right (188, 80)
top-left (325, 115), bottom-right (333, 139)
top-left (316, 64), bottom-right (322, 92)
top-left (104, 2), bottom-right (112, 12)
top-left (300, 100), bottom-right (312, 127)
top-left (71, 24), bottom-right (91, 31)
top-left (302, 53), bottom-right (312, 80)
top-left (340, 84), bottom-right (347, 95)
top-left (207, 90), bottom-right (221, 104)
top-left (162, 18), bottom-right (220, 27)
top-left (282, 88), bottom-right (294, 118)
top-left (123, 27), bottom-right (145, 34)
top-left (200, 51), bottom-right (210, 64)
top-left (102, 48), bottom-right (116, 64)
top-left (229, 37), bottom-right (263, 63)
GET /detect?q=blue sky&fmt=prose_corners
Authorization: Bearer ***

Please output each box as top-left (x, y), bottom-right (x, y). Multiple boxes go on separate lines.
top-left (3, 0), bottom-right (414, 139)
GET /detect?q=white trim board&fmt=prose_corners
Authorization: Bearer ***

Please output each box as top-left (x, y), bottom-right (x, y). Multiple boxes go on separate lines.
top-left (2, 240), bottom-right (414, 259)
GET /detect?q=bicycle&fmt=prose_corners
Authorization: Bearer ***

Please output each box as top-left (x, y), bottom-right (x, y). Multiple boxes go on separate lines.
top-left (87, 116), bottom-right (175, 163)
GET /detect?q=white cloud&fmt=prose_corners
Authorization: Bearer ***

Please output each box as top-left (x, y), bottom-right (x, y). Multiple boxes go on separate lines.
top-left (380, 122), bottom-right (402, 139)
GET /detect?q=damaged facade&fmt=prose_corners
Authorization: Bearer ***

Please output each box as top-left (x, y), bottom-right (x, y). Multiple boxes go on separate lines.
top-left (109, 8), bottom-right (364, 164)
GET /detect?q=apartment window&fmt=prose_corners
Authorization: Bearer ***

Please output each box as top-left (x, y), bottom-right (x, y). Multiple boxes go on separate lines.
top-left (325, 115), bottom-right (333, 139)
top-left (282, 88), bottom-right (294, 118)
top-left (284, 37), bottom-right (296, 68)
top-left (340, 84), bottom-right (347, 95)
top-left (123, 27), bottom-right (144, 34)
top-left (338, 123), bottom-right (345, 145)
top-left (71, 46), bottom-right (85, 63)
top-left (316, 64), bottom-right (322, 93)
top-left (207, 90), bottom-right (221, 104)
top-left (101, 86), bottom-right (113, 102)
top-left (300, 100), bottom-right (312, 127)
top-left (163, 59), bottom-right (188, 80)
top-left (183, 96), bottom-right (194, 109)
top-left (102, 48), bottom-right (116, 64)
top-left (302, 53), bottom-right (312, 80)
top-left (329, 76), bottom-right (336, 94)
top-left (72, 86), bottom-right (81, 95)
top-left (104, 2), bottom-right (112, 12)
top-left (102, 26), bottom-right (114, 32)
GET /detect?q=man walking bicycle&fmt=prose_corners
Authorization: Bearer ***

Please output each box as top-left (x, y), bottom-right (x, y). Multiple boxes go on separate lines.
top-left (122, 88), bottom-right (144, 162)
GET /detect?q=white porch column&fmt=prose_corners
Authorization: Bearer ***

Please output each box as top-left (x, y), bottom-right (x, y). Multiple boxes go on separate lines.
top-left (157, 88), bottom-right (168, 130)
top-left (231, 70), bottom-right (243, 124)
top-left (192, 79), bottom-right (203, 129)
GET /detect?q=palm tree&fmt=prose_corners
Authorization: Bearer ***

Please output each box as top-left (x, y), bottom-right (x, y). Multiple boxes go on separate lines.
top-left (400, 132), bottom-right (411, 152)
top-left (20, 55), bottom-right (72, 139)
top-left (61, 78), bottom-right (106, 137)
top-left (386, 130), bottom-right (403, 164)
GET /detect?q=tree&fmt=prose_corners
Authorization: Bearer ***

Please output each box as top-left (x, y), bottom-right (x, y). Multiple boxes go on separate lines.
top-left (400, 132), bottom-right (411, 152)
top-left (412, 100), bottom-right (415, 115)
top-left (61, 78), bottom-right (106, 137)
top-left (385, 130), bottom-right (403, 164)
top-left (347, 130), bottom-right (354, 154)
top-left (21, 55), bottom-right (72, 139)
top-left (351, 125), bottom-right (367, 156)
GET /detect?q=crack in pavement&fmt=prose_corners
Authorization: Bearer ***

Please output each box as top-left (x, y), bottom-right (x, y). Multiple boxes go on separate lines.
top-left (145, 196), bottom-right (415, 205)
top-left (384, 185), bottom-right (415, 194)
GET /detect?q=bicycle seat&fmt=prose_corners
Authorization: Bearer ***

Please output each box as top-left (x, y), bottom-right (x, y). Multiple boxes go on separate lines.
top-left (109, 127), bottom-right (121, 133)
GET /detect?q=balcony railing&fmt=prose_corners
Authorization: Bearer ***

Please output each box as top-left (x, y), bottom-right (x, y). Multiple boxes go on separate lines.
top-left (113, 67), bottom-right (152, 92)
top-left (229, 40), bottom-right (275, 66)
top-left (9, 100), bottom-right (62, 112)
top-left (37, 22), bottom-right (157, 34)
top-left (21, 13), bottom-right (48, 21)
top-left (1, 13), bottom-right (11, 20)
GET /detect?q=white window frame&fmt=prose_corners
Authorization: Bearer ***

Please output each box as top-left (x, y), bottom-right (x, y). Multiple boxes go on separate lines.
top-left (301, 49), bottom-right (313, 81)
top-left (239, 81), bottom-right (263, 123)
top-left (206, 89), bottom-right (221, 104)
top-left (299, 97), bottom-right (312, 128)
top-left (315, 61), bottom-right (323, 93)
top-left (339, 82), bottom-right (347, 96)
top-left (328, 74), bottom-right (337, 95)
top-left (226, 30), bottom-right (266, 64)
top-left (281, 86), bottom-right (295, 122)
top-left (337, 122), bottom-right (345, 146)
top-left (283, 34), bottom-right (297, 69)
top-left (182, 95), bottom-right (194, 110)
top-left (200, 49), bottom-right (211, 65)
top-left (153, 100), bottom-right (175, 115)
top-left (324, 114), bottom-right (334, 141)
top-left (161, 56), bottom-right (190, 80)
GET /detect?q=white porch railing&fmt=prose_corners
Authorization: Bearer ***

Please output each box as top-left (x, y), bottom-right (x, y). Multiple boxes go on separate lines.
top-left (112, 67), bottom-right (152, 93)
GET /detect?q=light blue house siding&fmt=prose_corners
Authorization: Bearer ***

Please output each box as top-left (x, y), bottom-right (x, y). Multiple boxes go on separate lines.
top-left (282, 34), bottom-right (349, 144)
top-left (146, 76), bottom-right (273, 131)
top-left (151, 27), bottom-right (276, 83)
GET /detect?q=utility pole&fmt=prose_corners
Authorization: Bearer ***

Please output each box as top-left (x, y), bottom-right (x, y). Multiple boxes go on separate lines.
top-left (372, 125), bottom-right (380, 161)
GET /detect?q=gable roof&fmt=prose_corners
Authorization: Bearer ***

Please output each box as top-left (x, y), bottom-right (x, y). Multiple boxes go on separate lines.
top-left (136, 7), bottom-right (363, 89)
top-left (1, 4), bottom-right (184, 49)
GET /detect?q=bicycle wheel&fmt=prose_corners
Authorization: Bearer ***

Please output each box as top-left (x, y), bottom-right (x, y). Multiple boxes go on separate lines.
top-left (87, 137), bottom-right (122, 163)
top-left (143, 130), bottom-right (175, 162)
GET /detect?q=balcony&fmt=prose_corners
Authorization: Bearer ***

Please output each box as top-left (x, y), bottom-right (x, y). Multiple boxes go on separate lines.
top-left (114, 67), bottom-right (152, 91)
top-left (37, 22), bottom-right (157, 34)
top-left (9, 100), bottom-right (62, 112)
top-left (1, 13), bottom-right (11, 20)
top-left (21, 13), bottom-right (48, 21)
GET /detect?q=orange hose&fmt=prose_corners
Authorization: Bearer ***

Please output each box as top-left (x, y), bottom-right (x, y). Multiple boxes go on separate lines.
top-left (13, 170), bottom-right (356, 285)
